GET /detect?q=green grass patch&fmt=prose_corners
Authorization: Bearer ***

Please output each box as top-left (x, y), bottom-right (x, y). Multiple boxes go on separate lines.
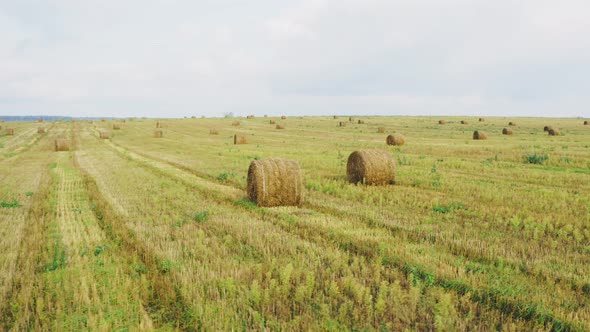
top-left (193, 210), bottom-right (209, 223)
top-left (0, 199), bottom-right (21, 208)
top-left (524, 152), bottom-right (548, 165)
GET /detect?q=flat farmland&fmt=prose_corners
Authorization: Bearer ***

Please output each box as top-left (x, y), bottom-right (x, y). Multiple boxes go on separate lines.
top-left (1, 116), bottom-right (589, 331)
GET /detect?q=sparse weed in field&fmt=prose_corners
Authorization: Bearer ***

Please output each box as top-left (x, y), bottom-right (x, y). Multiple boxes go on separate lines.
top-left (157, 259), bottom-right (176, 274)
top-left (524, 152), bottom-right (548, 165)
top-left (94, 244), bottom-right (110, 256)
top-left (559, 156), bottom-right (572, 164)
top-left (25, 191), bottom-right (33, 197)
top-left (397, 155), bottom-right (411, 166)
top-left (217, 171), bottom-right (234, 181)
top-left (235, 198), bottom-right (258, 210)
top-left (4, 152), bottom-right (15, 158)
top-left (48, 162), bottom-right (57, 169)
top-left (0, 199), bottom-right (21, 208)
top-left (432, 202), bottom-right (464, 214)
top-left (193, 210), bottom-right (209, 223)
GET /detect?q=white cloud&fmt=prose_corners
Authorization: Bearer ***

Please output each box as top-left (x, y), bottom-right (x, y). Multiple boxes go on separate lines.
top-left (0, 0), bottom-right (589, 117)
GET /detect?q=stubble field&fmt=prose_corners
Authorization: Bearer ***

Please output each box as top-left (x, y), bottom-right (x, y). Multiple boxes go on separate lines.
top-left (0, 116), bottom-right (589, 331)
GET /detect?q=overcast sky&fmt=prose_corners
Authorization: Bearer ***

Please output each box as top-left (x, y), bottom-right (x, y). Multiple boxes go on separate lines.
top-left (1, 0), bottom-right (589, 118)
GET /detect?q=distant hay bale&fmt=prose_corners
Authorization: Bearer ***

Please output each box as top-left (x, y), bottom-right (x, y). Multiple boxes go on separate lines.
top-left (101, 119), bottom-right (106, 122)
top-left (247, 158), bottom-right (303, 207)
top-left (264, 115), bottom-right (268, 118)
top-left (479, 118), bottom-right (485, 122)
top-left (191, 116), bottom-right (196, 119)
top-left (270, 120), bottom-right (276, 124)
top-left (232, 121), bottom-right (241, 126)
top-left (347, 149), bottom-right (396, 185)
top-left (349, 117), bottom-right (354, 122)
top-left (6, 128), bottom-right (14, 136)
top-left (276, 124), bottom-right (285, 129)
top-left (209, 128), bottom-right (219, 135)
top-left (358, 120), bottom-right (365, 124)
top-left (154, 130), bottom-right (163, 138)
top-left (584, 120), bottom-right (588, 125)
top-left (99, 131), bottom-right (110, 139)
top-left (156, 121), bottom-right (162, 128)
top-left (234, 134), bottom-right (247, 144)
top-left (377, 127), bottom-right (385, 133)
top-left (37, 118), bottom-right (43, 123)
top-left (113, 124), bottom-right (121, 130)
top-left (473, 131), bottom-right (488, 140)
top-left (438, 120), bottom-right (446, 124)
top-left (37, 127), bottom-right (46, 134)
top-left (121, 120), bottom-right (126, 123)
top-left (247, 115), bottom-right (254, 119)
top-left (548, 128), bottom-right (560, 136)
top-left (281, 116), bottom-right (287, 120)
top-left (333, 116), bottom-right (339, 119)
top-left (543, 126), bottom-right (552, 132)
top-left (386, 134), bottom-right (405, 146)
top-left (502, 128), bottom-right (513, 135)
top-left (460, 120), bottom-right (468, 124)
top-left (508, 122), bottom-right (516, 126)
top-left (339, 122), bottom-right (347, 127)
top-left (54, 139), bottom-right (70, 151)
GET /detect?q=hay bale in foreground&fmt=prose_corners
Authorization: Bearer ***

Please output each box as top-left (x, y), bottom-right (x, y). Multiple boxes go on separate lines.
top-left (209, 128), bottom-right (219, 135)
top-left (270, 120), bottom-right (276, 124)
top-left (386, 133), bottom-right (405, 146)
top-left (473, 131), bottom-right (488, 140)
top-left (584, 120), bottom-right (588, 125)
top-left (154, 130), bottom-right (163, 138)
top-left (479, 118), bottom-right (485, 122)
top-left (377, 127), bottom-right (385, 133)
top-left (548, 128), bottom-right (560, 136)
top-left (339, 122), bottom-right (347, 127)
top-left (6, 128), bottom-right (14, 136)
top-left (347, 150), bottom-right (396, 185)
top-left (509, 122), bottom-right (516, 126)
top-left (544, 126), bottom-right (552, 132)
top-left (276, 124), bottom-right (285, 129)
top-left (232, 121), bottom-right (241, 126)
top-left (247, 158), bottom-right (303, 207)
top-left (113, 124), bottom-right (121, 130)
top-left (234, 134), bottom-right (247, 144)
top-left (281, 116), bottom-right (287, 120)
top-left (99, 131), bottom-right (110, 139)
top-left (502, 128), bottom-right (513, 135)
top-left (54, 139), bottom-right (70, 151)
top-left (38, 127), bottom-right (46, 134)
top-left (358, 120), bottom-right (365, 124)
top-left (460, 120), bottom-right (468, 124)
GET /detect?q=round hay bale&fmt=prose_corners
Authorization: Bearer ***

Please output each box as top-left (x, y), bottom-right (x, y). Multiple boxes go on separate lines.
top-left (234, 134), bottom-right (247, 144)
top-left (349, 117), bottom-right (354, 122)
top-left (347, 150), bottom-right (396, 185)
top-left (276, 124), bottom-right (285, 130)
top-left (232, 121), bottom-right (241, 126)
top-left (54, 139), bottom-right (70, 151)
top-left (584, 120), bottom-right (588, 125)
top-left (438, 120), bottom-right (446, 124)
top-left (377, 127), bottom-right (385, 133)
top-left (247, 158), bottom-right (303, 207)
top-left (508, 122), bottom-right (516, 126)
top-left (269, 120), bottom-right (276, 124)
top-left (37, 118), bottom-right (43, 123)
top-left (548, 128), bottom-right (560, 136)
top-left (502, 128), bottom-right (513, 135)
top-left (101, 119), bottom-right (106, 122)
top-left (113, 124), bottom-right (121, 130)
top-left (460, 120), bottom-right (468, 124)
top-left (386, 134), bottom-right (405, 146)
top-left (156, 121), bottom-right (162, 128)
top-left (333, 115), bottom-right (339, 119)
top-left (339, 122), bottom-right (347, 127)
top-left (473, 131), bottom-right (488, 140)
top-left (6, 128), bottom-right (14, 136)
top-left (99, 131), bottom-right (110, 139)
top-left (281, 116), bottom-right (287, 120)
top-left (209, 128), bottom-right (219, 135)
top-left (37, 127), bottom-right (46, 134)
top-left (543, 126), bottom-right (552, 132)
top-left (358, 120), bottom-right (365, 124)
top-left (479, 118), bottom-right (485, 122)
top-left (154, 130), bottom-right (163, 138)
top-left (247, 115), bottom-right (254, 119)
